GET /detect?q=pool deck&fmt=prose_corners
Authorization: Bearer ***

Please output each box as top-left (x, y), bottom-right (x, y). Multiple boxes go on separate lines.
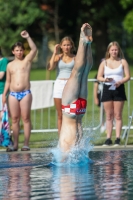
top-left (0, 145), bottom-right (133, 153)
top-left (92, 145), bottom-right (133, 151)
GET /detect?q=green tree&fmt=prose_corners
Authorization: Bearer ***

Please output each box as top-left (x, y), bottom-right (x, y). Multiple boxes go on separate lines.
top-left (120, 0), bottom-right (133, 33)
top-left (1, 0), bottom-right (132, 67)
top-left (119, 0), bottom-right (133, 62)
top-left (0, 0), bottom-right (47, 55)
top-left (56, 0), bottom-right (128, 66)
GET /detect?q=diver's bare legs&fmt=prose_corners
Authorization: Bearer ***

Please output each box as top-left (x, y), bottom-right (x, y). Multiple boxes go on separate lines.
top-left (59, 23), bottom-right (93, 153)
top-left (62, 23), bottom-right (93, 105)
top-left (79, 44), bottom-right (93, 99)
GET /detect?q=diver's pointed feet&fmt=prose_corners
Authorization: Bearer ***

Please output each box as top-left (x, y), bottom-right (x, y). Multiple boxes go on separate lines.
top-left (80, 23), bottom-right (93, 44)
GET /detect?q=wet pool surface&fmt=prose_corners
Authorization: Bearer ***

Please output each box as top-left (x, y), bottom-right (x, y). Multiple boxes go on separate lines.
top-left (0, 149), bottom-right (133, 200)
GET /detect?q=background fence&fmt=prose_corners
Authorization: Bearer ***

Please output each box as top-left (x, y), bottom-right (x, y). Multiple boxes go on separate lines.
top-left (26, 78), bottom-right (133, 139)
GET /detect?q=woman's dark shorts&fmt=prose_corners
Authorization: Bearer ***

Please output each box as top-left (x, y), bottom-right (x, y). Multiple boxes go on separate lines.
top-left (101, 84), bottom-right (127, 102)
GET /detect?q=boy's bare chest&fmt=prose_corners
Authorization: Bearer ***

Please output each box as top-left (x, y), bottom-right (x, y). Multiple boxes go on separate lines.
top-left (10, 64), bottom-right (30, 74)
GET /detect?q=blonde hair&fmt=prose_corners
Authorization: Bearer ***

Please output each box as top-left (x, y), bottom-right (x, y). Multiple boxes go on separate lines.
top-left (60, 36), bottom-right (76, 53)
top-left (105, 41), bottom-right (125, 59)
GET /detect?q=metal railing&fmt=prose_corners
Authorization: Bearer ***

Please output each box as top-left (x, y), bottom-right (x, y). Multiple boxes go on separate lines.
top-left (25, 78), bottom-right (133, 143)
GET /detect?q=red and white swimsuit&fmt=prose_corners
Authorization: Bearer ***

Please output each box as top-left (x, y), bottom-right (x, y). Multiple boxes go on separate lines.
top-left (62, 98), bottom-right (87, 116)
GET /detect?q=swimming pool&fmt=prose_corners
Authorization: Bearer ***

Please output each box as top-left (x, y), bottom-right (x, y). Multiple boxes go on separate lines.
top-left (0, 149), bottom-right (133, 200)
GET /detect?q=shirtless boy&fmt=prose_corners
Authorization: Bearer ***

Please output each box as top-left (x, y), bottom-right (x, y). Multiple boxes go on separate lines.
top-left (2, 30), bottom-right (37, 152)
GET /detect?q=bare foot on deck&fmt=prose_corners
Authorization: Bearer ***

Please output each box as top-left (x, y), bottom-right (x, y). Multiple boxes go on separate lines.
top-left (80, 23), bottom-right (93, 43)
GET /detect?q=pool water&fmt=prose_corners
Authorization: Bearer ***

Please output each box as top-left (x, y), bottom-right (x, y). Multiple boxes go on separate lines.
top-left (0, 149), bottom-right (133, 200)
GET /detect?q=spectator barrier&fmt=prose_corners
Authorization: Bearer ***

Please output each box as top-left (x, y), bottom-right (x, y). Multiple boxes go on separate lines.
top-left (19, 78), bottom-right (133, 145)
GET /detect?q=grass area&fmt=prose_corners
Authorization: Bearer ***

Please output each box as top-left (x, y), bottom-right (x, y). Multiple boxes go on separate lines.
top-left (93, 130), bottom-right (133, 146)
top-left (18, 132), bottom-right (58, 148)
top-left (1, 67), bottom-right (132, 150)
top-left (30, 68), bottom-right (57, 81)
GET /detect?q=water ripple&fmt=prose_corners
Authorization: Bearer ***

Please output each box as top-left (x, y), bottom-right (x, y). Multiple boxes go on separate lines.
top-left (0, 150), bottom-right (133, 199)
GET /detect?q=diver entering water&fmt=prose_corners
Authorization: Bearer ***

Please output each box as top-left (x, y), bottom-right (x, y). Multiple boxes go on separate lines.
top-left (59, 23), bottom-right (93, 153)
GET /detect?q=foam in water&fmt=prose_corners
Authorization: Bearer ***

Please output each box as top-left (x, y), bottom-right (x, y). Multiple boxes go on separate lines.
top-left (48, 127), bottom-right (98, 167)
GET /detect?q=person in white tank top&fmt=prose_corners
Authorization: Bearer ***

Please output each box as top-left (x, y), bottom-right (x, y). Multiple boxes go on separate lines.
top-left (47, 36), bottom-right (75, 136)
top-left (97, 41), bottom-right (130, 146)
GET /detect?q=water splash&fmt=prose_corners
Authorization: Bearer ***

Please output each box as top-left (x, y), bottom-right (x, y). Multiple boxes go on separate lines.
top-left (48, 127), bottom-right (97, 167)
